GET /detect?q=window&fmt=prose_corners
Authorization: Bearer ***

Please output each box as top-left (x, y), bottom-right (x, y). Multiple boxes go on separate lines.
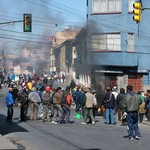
top-left (92, 0), bottom-right (121, 13)
top-left (127, 33), bottom-right (134, 52)
top-left (128, 0), bottom-right (135, 12)
top-left (91, 33), bottom-right (121, 51)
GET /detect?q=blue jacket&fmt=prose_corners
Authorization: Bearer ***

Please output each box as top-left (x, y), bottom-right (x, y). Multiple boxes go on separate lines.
top-left (6, 92), bottom-right (14, 106)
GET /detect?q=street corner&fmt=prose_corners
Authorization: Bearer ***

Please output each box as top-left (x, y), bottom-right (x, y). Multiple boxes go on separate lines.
top-left (0, 134), bottom-right (19, 150)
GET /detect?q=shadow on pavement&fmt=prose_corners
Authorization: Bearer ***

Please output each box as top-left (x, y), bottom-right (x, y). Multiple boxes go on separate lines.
top-left (0, 114), bottom-right (28, 136)
top-left (78, 149), bottom-right (102, 150)
top-left (123, 135), bottom-right (129, 139)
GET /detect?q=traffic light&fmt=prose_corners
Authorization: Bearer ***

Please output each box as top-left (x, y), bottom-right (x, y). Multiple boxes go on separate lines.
top-left (23, 14), bottom-right (32, 32)
top-left (133, 2), bottom-right (142, 23)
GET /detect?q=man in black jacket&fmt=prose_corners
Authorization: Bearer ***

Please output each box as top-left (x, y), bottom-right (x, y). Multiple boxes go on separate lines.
top-left (116, 88), bottom-right (126, 121)
top-left (103, 87), bottom-right (116, 125)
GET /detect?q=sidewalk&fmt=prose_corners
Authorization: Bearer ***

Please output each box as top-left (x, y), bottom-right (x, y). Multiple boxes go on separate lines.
top-left (0, 134), bottom-right (18, 150)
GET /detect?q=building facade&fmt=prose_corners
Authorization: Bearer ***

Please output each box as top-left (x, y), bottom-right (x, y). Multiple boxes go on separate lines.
top-left (80, 0), bottom-right (150, 92)
top-left (49, 28), bottom-right (79, 78)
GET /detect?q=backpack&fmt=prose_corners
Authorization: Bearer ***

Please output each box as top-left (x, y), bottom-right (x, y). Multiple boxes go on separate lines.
top-left (66, 94), bottom-right (72, 106)
top-left (139, 102), bottom-right (146, 114)
top-left (139, 95), bottom-right (146, 114)
top-left (61, 91), bottom-right (71, 106)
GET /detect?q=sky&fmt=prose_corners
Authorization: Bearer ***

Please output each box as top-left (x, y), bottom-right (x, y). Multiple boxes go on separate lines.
top-left (0, 0), bottom-right (87, 53)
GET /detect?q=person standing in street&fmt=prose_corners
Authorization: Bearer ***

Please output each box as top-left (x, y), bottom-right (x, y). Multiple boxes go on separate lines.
top-left (92, 90), bottom-right (98, 118)
top-left (138, 91), bottom-right (147, 123)
top-left (11, 84), bottom-right (19, 107)
top-left (51, 87), bottom-right (62, 124)
top-left (81, 87), bottom-right (95, 125)
top-left (59, 86), bottom-right (71, 124)
top-left (18, 88), bottom-right (29, 122)
top-left (145, 90), bottom-right (150, 121)
top-left (116, 88), bottom-right (126, 122)
top-left (28, 87), bottom-right (41, 121)
top-left (42, 86), bottom-right (51, 122)
top-left (124, 85), bottom-right (142, 140)
top-left (103, 87), bottom-right (116, 125)
top-left (5, 88), bottom-right (15, 122)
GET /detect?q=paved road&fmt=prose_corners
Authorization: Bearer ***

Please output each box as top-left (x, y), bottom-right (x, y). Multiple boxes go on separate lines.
top-left (0, 85), bottom-right (150, 150)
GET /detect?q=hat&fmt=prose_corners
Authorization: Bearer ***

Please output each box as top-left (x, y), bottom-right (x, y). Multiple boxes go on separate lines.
top-left (147, 89), bottom-right (150, 94)
top-left (92, 90), bottom-right (96, 94)
top-left (66, 86), bottom-right (70, 90)
top-left (106, 87), bottom-right (111, 92)
top-left (84, 87), bottom-right (90, 92)
top-left (45, 86), bottom-right (51, 92)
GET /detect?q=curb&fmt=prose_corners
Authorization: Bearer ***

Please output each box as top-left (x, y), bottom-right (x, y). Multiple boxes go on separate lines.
top-left (0, 134), bottom-right (18, 150)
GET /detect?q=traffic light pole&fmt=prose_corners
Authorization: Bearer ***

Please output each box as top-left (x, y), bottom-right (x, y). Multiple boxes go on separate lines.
top-left (142, 8), bottom-right (150, 10)
top-left (0, 20), bottom-right (23, 25)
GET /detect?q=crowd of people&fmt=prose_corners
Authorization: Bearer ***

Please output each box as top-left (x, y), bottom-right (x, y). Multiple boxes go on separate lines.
top-left (4, 73), bottom-right (150, 141)
top-left (5, 75), bottom-right (98, 125)
top-left (102, 85), bottom-right (150, 140)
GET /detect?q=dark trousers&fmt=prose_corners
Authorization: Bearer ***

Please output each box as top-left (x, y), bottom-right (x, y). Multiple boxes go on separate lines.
top-left (60, 104), bottom-right (70, 123)
top-left (20, 107), bottom-right (28, 121)
top-left (84, 107), bottom-right (95, 123)
top-left (6, 105), bottom-right (14, 121)
top-left (42, 105), bottom-right (50, 122)
top-left (52, 104), bottom-right (62, 122)
top-left (139, 113), bottom-right (145, 123)
top-left (127, 111), bottom-right (140, 138)
top-left (146, 109), bottom-right (150, 121)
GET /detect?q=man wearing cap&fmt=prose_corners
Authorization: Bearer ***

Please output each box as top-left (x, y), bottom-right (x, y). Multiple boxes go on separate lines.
top-left (82, 87), bottom-right (95, 125)
top-left (42, 86), bottom-right (51, 122)
top-left (28, 87), bottom-right (41, 121)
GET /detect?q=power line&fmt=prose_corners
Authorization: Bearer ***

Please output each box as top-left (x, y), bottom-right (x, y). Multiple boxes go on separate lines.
top-left (25, 0), bottom-right (86, 21)
top-left (0, 10), bottom-right (81, 24)
top-left (0, 1), bottom-right (143, 39)
top-left (0, 28), bottom-right (50, 38)
top-left (40, 0), bottom-right (86, 16)
top-left (0, 33), bottom-right (47, 41)
top-left (0, 36), bottom-right (50, 44)
top-left (36, 0), bottom-right (150, 40)
top-left (1, 0), bottom-right (150, 47)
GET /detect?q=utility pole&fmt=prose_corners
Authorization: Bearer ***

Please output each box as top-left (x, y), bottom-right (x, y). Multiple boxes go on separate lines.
top-left (1, 46), bottom-right (6, 74)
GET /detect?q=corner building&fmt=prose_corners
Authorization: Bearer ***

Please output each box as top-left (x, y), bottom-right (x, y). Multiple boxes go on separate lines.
top-left (79, 0), bottom-right (150, 92)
